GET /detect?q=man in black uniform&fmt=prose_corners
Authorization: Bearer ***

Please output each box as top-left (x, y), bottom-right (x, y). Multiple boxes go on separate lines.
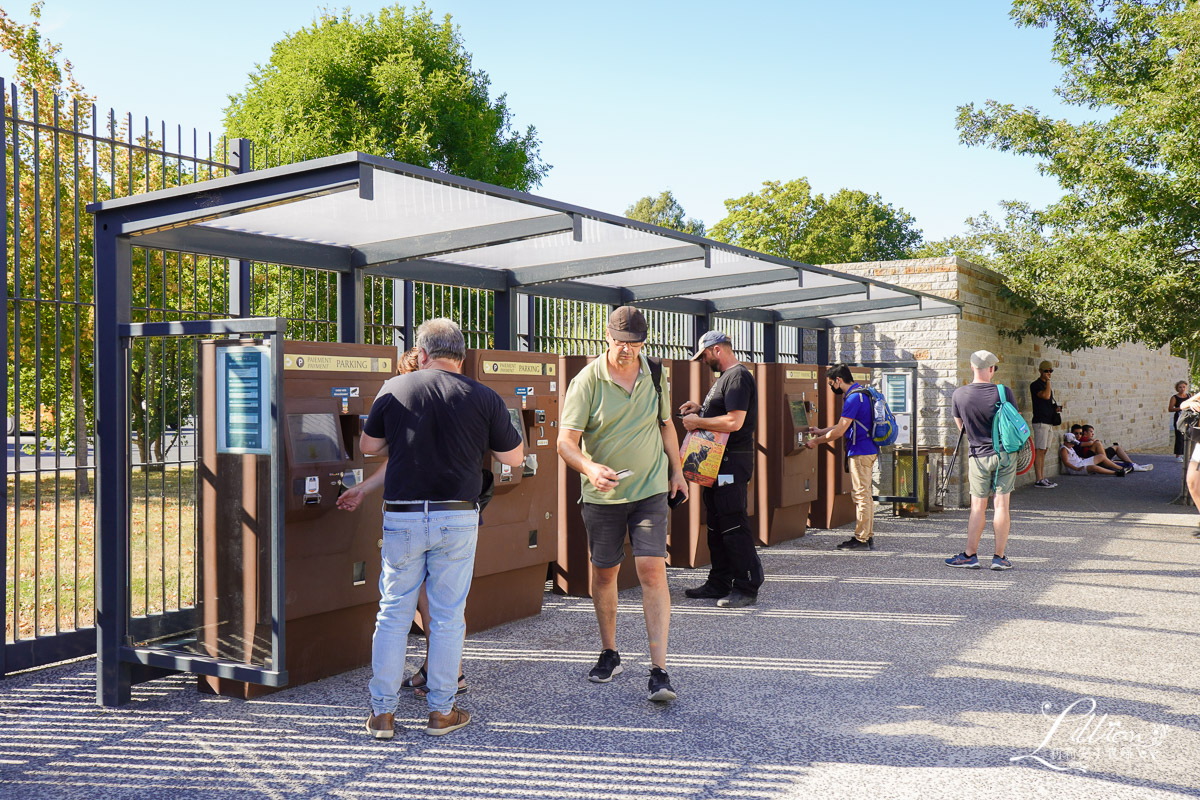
top-left (678, 330), bottom-right (764, 608)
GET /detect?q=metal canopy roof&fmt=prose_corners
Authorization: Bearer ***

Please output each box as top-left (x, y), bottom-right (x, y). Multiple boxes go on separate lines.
top-left (90, 152), bottom-right (961, 329)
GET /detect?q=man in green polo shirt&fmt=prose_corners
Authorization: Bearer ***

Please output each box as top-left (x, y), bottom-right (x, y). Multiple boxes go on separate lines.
top-left (558, 306), bottom-right (688, 704)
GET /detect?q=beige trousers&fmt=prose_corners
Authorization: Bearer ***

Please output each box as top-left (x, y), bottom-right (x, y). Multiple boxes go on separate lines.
top-left (848, 453), bottom-right (877, 541)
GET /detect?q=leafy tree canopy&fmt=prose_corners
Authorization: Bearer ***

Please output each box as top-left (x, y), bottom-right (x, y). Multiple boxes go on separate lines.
top-left (955, 0), bottom-right (1199, 353)
top-left (709, 178), bottom-right (922, 265)
top-left (625, 190), bottom-right (705, 236)
top-left (224, 3), bottom-right (549, 190)
top-left (0, 2), bottom-right (89, 101)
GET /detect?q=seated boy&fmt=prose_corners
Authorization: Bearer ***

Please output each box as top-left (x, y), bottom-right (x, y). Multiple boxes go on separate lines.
top-left (1077, 425), bottom-right (1153, 472)
top-left (1060, 433), bottom-right (1129, 476)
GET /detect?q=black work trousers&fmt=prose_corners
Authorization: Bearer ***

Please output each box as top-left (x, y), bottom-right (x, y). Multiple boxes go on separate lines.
top-left (702, 477), bottom-right (764, 597)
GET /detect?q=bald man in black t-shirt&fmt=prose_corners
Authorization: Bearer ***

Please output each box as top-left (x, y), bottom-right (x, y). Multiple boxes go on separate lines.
top-left (356, 318), bottom-right (523, 741)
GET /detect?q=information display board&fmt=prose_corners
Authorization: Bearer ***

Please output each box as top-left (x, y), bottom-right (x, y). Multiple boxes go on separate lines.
top-left (216, 345), bottom-right (272, 455)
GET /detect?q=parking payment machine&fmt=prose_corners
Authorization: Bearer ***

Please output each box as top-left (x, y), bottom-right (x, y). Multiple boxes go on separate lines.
top-left (810, 366), bottom-right (872, 529)
top-left (460, 350), bottom-right (559, 632)
top-left (753, 364), bottom-right (820, 545)
top-left (197, 340), bottom-right (395, 697)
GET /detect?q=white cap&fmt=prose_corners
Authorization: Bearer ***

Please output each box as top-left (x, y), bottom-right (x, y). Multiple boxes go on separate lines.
top-left (969, 350), bottom-right (999, 370)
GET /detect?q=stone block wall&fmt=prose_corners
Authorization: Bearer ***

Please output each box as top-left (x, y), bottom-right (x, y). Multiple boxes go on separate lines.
top-left (815, 256), bottom-right (1186, 501)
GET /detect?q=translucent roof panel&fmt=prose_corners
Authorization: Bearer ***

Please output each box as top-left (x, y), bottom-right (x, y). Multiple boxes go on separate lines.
top-left (91, 152), bottom-right (962, 330)
top-left (431, 216), bottom-right (684, 270)
top-left (587, 250), bottom-right (777, 290)
top-left (197, 169), bottom-right (562, 248)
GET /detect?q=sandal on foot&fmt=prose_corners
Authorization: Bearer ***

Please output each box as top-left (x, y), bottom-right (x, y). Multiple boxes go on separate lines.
top-left (414, 673), bottom-right (468, 699)
top-left (401, 666), bottom-right (427, 692)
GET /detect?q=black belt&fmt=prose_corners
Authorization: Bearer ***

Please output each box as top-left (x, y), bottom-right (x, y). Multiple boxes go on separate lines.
top-left (383, 500), bottom-right (477, 513)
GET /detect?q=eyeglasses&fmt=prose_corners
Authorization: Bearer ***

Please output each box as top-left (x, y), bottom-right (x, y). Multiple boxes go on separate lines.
top-left (1041, 369), bottom-right (1053, 374)
top-left (612, 340), bottom-right (644, 351)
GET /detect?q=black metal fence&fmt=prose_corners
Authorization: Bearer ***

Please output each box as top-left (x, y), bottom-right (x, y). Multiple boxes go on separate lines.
top-left (3, 76), bottom-right (813, 677)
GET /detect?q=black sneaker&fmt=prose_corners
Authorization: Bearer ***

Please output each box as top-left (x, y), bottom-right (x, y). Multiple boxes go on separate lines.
top-left (588, 649), bottom-right (622, 683)
top-left (836, 537), bottom-right (874, 550)
top-left (715, 590), bottom-right (757, 608)
top-left (684, 582), bottom-right (728, 599)
top-left (648, 667), bottom-right (677, 703)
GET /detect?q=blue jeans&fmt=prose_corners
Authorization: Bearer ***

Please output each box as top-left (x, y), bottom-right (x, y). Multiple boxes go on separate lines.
top-left (369, 508), bottom-right (478, 716)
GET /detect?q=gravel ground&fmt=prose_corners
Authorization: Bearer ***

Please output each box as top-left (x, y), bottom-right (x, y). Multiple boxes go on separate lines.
top-left (2, 453), bottom-right (1198, 799)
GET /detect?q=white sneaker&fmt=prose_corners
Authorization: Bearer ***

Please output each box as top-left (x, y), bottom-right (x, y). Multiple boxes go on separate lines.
top-left (1133, 463), bottom-right (1154, 472)
top-left (1177, 456), bottom-right (1185, 462)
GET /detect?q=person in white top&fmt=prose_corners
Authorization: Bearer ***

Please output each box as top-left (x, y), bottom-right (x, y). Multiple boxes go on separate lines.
top-left (1058, 433), bottom-right (1127, 476)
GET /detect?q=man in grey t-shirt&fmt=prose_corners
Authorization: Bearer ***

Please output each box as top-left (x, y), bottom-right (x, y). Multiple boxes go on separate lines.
top-left (945, 350), bottom-right (1016, 571)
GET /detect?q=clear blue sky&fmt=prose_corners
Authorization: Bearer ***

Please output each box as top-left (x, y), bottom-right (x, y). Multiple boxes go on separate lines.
top-left (5, 0), bottom-right (1082, 243)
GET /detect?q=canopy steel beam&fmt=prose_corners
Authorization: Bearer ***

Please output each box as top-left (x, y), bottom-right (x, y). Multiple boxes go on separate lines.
top-left (364, 259), bottom-right (510, 290)
top-left (352, 214), bottom-right (574, 267)
top-left (529, 280), bottom-right (626, 306)
top-left (821, 306), bottom-right (961, 327)
top-left (712, 307), bottom-right (781, 325)
top-left (134, 226), bottom-right (353, 272)
top-left (92, 160), bottom-right (370, 235)
top-left (624, 267), bottom-right (797, 301)
top-left (509, 245), bottom-right (705, 286)
top-left (635, 296), bottom-right (715, 316)
top-left (708, 283), bottom-right (866, 312)
top-left (775, 296), bottom-right (918, 322)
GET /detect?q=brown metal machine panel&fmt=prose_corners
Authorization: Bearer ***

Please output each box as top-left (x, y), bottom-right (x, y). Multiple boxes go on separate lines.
top-left (810, 365), bottom-right (871, 529)
top-left (460, 350), bottom-right (559, 631)
top-left (752, 363), bottom-right (819, 546)
top-left (198, 340), bottom-right (395, 698)
top-left (553, 355), bottom-right (638, 597)
top-left (666, 359), bottom-right (711, 569)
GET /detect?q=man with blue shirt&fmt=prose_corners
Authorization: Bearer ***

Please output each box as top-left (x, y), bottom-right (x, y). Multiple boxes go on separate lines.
top-left (804, 364), bottom-right (880, 550)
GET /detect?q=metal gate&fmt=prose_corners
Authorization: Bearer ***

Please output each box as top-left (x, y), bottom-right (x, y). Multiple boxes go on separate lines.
top-left (2, 79), bottom-right (242, 675)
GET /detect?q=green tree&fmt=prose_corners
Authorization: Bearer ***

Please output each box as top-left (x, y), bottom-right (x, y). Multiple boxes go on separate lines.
top-left (709, 178), bottom-right (922, 264)
top-left (3, 3), bottom-right (231, 466)
top-left (804, 189), bottom-right (923, 264)
top-left (224, 4), bottom-right (549, 190)
top-left (955, 0), bottom-right (1199, 353)
top-left (625, 190), bottom-right (705, 236)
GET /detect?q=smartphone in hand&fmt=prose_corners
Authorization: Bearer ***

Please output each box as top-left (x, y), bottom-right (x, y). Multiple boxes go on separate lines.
top-left (613, 469), bottom-right (633, 480)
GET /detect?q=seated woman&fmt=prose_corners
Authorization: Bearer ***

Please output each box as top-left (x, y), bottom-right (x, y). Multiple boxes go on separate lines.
top-left (1060, 433), bottom-right (1129, 476)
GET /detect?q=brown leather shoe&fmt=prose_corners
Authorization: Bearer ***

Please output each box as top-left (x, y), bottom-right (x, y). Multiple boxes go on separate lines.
top-left (425, 706), bottom-right (471, 736)
top-left (366, 711), bottom-right (395, 740)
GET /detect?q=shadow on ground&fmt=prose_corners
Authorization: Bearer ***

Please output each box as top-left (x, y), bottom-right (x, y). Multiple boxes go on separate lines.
top-left (2, 455), bottom-right (1197, 799)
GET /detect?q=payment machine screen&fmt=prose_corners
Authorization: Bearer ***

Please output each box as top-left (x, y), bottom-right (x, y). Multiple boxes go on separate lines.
top-left (507, 408), bottom-right (526, 444)
top-left (789, 399), bottom-right (810, 429)
top-left (288, 413), bottom-right (347, 463)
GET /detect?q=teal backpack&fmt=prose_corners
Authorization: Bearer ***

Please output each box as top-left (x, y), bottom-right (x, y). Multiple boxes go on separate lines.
top-left (992, 383), bottom-right (1031, 458)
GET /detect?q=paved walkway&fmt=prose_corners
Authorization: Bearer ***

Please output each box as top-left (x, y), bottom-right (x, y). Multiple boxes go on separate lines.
top-left (2, 454), bottom-right (1198, 799)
